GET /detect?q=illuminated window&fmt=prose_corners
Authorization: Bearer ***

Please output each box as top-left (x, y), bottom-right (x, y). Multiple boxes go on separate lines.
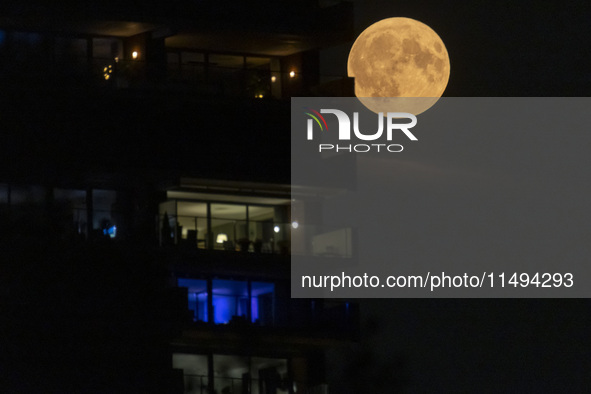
top-left (161, 194), bottom-right (290, 252)
top-left (177, 278), bottom-right (274, 325)
top-left (212, 279), bottom-right (248, 324)
top-left (251, 282), bottom-right (275, 325)
top-left (173, 353), bottom-right (208, 391)
top-left (173, 352), bottom-right (289, 394)
top-left (178, 278), bottom-right (208, 322)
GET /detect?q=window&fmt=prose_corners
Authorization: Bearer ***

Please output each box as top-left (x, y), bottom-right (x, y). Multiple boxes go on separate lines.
top-left (173, 353), bottom-right (208, 394)
top-left (173, 353), bottom-right (288, 394)
top-left (92, 38), bottom-right (122, 59)
top-left (176, 201), bottom-right (208, 248)
top-left (160, 198), bottom-right (290, 253)
top-left (177, 278), bottom-right (275, 325)
top-left (177, 278), bottom-right (208, 323)
top-left (212, 279), bottom-right (248, 324)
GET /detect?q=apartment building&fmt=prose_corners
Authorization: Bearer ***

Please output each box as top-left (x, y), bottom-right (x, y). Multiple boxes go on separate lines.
top-left (0, 1), bottom-right (356, 393)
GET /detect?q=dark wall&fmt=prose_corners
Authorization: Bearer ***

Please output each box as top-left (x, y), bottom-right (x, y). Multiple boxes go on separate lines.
top-left (0, 88), bottom-right (291, 186)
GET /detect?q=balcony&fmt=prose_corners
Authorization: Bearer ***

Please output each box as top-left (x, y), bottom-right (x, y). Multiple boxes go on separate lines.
top-left (172, 352), bottom-right (332, 394)
top-left (176, 374), bottom-right (327, 394)
top-left (161, 214), bottom-right (290, 254)
top-left (0, 53), bottom-right (352, 98)
top-left (160, 213), bottom-right (353, 260)
top-left (177, 277), bottom-right (358, 337)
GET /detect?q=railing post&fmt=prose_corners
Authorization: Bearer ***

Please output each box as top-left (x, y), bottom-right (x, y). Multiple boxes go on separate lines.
top-left (207, 354), bottom-right (214, 394)
top-left (207, 203), bottom-right (213, 250)
top-left (198, 216), bottom-right (199, 249)
top-left (247, 280), bottom-right (252, 324)
top-left (207, 278), bottom-right (214, 325)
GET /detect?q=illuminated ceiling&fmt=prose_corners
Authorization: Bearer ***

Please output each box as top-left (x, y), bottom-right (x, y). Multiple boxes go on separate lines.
top-left (165, 31), bottom-right (317, 57)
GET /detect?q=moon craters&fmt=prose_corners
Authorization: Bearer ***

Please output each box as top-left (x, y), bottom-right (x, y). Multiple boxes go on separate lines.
top-left (348, 17), bottom-right (450, 99)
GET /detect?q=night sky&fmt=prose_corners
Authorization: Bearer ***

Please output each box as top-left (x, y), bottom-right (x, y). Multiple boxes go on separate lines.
top-left (334, 1), bottom-right (591, 392)
top-left (322, 0), bottom-right (591, 96)
top-left (1, 1), bottom-right (590, 392)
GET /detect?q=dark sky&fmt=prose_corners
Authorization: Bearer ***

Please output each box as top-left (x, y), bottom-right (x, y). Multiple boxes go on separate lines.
top-left (330, 1), bottom-right (591, 392)
top-left (335, 0), bottom-right (591, 96)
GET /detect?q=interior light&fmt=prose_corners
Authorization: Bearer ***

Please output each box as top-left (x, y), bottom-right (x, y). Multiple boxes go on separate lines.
top-left (274, 226), bottom-right (280, 233)
top-left (216, 233), bottom-right (228, 243)
top-left (132, 51), bottom-right (138, 60)
top-left (271, 75), bottom-right (277, 83)
top-left (289, 71), bottom-right (295, 78)
top-left (291, 221), bottom-right (299, 229)
top-left (103, 225), bottom-right (117, 238)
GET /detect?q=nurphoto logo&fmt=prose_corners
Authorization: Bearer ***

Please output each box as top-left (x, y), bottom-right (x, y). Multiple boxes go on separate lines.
top-left (304, 108), bottom-right (417, 153)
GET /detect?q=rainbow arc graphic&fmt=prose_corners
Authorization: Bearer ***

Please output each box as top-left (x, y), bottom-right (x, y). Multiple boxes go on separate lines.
top-left (304, 107), bottom-right (328, 131)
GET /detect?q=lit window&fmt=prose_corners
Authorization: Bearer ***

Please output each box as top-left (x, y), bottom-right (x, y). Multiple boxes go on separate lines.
top-left (178, 278), bottom-right (208, 322)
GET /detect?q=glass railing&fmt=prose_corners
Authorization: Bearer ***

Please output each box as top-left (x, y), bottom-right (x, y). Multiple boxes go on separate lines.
top-left (160, 214), bottom-right (354, 258)
top-left (290, 223), bottom-right (354, 258)
top-left (99, 58), bottom-right (352, 97)
top-left (180, 374), bottom-right (325, 394)
top-left (0, 55), bottom-right (352, 98)
top-left (159, 214), bottom-right (292, 254)
top-left (182, 292), bottom-right (358, 334)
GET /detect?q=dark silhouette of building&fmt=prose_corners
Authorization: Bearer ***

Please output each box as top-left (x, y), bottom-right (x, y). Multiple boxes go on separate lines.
top-left (0, 1), bottom-right (356, 393)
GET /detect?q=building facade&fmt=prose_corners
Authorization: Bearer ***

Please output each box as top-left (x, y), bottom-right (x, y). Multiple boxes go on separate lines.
top-left (0, 1), bottom-right (356, 393)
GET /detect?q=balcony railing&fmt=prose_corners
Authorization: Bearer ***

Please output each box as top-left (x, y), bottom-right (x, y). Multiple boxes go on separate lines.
top-left (178, 374), bottom-right (327, 394)
top-left (181, 292), bottom-right (358, 337)
top-left (0, 55), bottom-right (353, 98)
top-left (160, 214), bottom-right (292, 254)
top-left (160, 214), bottom-right (354, 258)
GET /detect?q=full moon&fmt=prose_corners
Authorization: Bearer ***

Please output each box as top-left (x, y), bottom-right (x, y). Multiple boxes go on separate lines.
top-left (348, 17), bottom-right (450, 115)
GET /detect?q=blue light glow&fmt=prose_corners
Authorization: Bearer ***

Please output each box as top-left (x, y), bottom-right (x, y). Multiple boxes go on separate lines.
top-left (197, 293), bottom-right (208, 322)
top-left (251, 298), bottom-right (259, 322)
top-left (179, 279), bottom-right (274, 325)
top-left (178, 278), bottom-right (208, 322)
top-left (102, 225), bottom-right (117, 238)
top-left (213, 295), bottom-right (234, 324)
